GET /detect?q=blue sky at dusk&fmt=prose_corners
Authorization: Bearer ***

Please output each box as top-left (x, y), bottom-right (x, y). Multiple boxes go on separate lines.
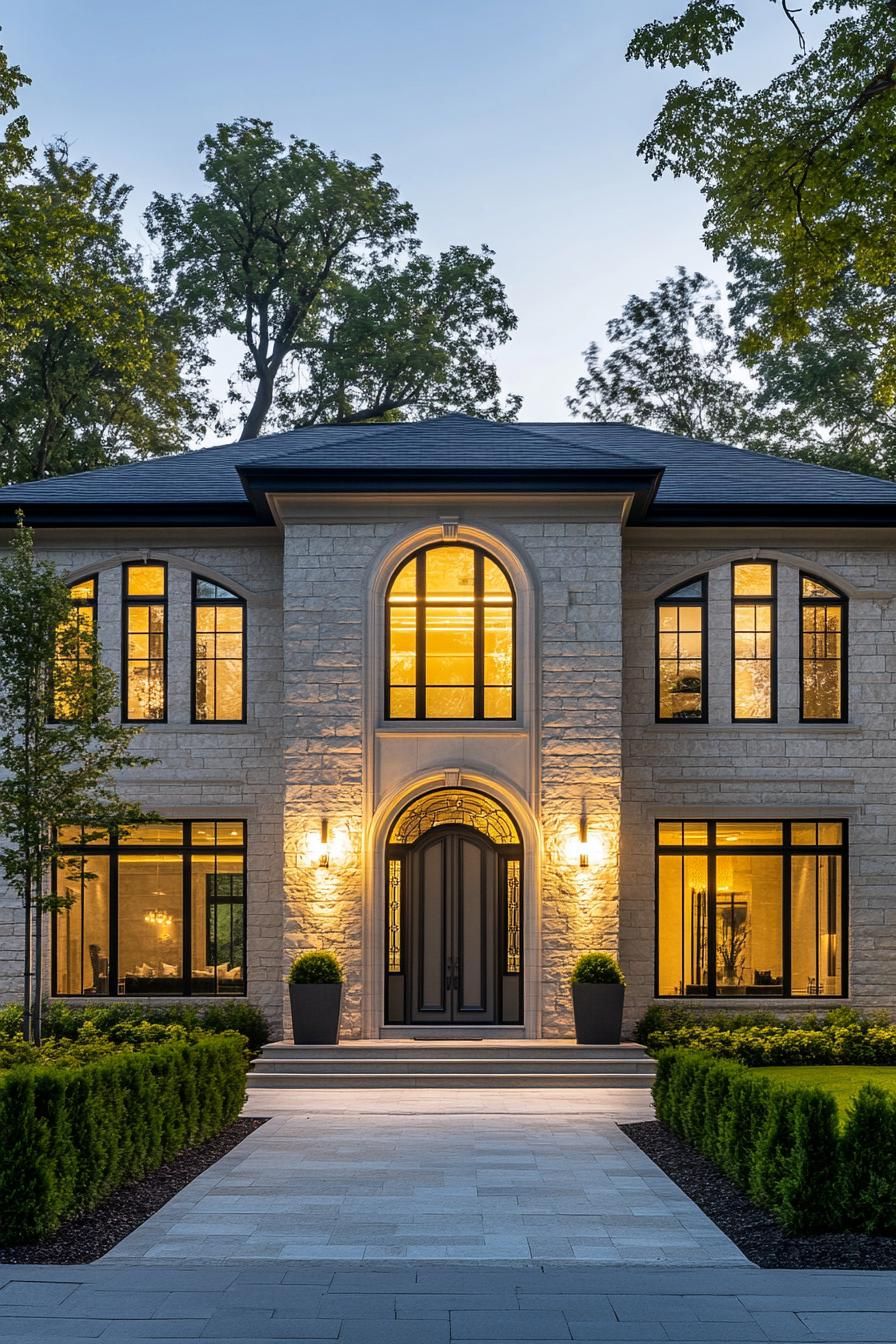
top-left (5, 1), bottom-right (807, 432)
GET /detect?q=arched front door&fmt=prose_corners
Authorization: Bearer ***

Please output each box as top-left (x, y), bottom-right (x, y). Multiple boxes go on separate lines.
top-left (384, 789), bottom-right (523, 1026)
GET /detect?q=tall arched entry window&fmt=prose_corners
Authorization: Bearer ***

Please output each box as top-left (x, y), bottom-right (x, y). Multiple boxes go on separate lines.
top-left (384, 789), bottom-right (523, 1025)
top-left (386, 543), bottom-right (515, 720)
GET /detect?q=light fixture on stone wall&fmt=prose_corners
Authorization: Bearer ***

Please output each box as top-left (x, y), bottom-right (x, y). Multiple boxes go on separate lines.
top-left (311, 819), bottom-right (330, 868)
top-left (571, 809), bottom-right (607, 868)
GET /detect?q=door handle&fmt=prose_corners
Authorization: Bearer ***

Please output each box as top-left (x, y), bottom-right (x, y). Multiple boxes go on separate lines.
top-left (445, 958), bottom-right (454, 992)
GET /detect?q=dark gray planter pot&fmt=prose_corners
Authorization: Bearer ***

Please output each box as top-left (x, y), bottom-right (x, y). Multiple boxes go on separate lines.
top-left (288, 982), bottom-right (343, 1045)
top-left (571, 982), bottom-right (625, 1044)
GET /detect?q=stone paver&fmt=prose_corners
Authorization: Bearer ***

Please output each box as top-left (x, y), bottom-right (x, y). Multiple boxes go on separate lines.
top-left (1, 1263), bottom-right (896, 1341)
top-left (103, 1088), bottom-right (742, 1264)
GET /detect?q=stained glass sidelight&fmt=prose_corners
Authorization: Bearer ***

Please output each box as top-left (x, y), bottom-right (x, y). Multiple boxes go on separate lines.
top-left (506, 859), bottom-right (521, 974)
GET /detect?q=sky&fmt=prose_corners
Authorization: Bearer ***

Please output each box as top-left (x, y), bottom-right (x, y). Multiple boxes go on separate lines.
top-left (4, 1), bottom-right (810, 436)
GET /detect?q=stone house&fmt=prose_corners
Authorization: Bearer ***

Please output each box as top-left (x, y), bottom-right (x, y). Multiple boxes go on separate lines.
top-left (0, 413), bottom-right (893, 1038)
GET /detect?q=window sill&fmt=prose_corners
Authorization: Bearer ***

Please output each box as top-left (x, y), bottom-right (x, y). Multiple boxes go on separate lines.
top-left (377, 721), bottom-right (527, 735)
top-left (651, 722), bottom-right (860, 735)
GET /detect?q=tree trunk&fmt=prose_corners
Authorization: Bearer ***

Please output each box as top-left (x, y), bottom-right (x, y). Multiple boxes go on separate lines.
top-left (22, 885), bottom-right (32, 1043)
top-left (239, 372), bottom-right (276, 442)
top-left (32, 903), bottom-right (43, 1047)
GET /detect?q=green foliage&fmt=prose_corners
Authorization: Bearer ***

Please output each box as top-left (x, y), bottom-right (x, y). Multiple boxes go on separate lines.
top-left (569, 952), bottom-right (625, 986)
top-left (635, 1004), bottom-right (896, 1064)
top-left (0, 144), bottom-right (207, 484)
top-left (840, 1084), bottom-right (896, 1234)
top-left (0, 1034), bottom-right (247, 1243)
top-left (628, 2), bottom-right (896, 411)
top-left (146, 117), bottom-right (519, 440)
top-left (1, 999), bottom-right (271, 1056)
top-left (656, 1049), bottom-right (849, 1233)
top-left (0, 519), bottom-right (154, 1041)
top-left (288, 950), bottom-right (344, 984)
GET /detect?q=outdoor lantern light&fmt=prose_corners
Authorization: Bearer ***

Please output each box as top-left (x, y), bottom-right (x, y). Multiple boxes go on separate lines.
top-left (578, 813), bottom-right (590, 868)
top-left (567, 811), bottom-right (607, 868)
top-left (312, 819), bottom-right (330, 868)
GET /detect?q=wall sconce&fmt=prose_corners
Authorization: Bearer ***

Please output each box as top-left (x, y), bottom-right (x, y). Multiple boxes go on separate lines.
top-left (569, 810), bottom-right (607, 868)
top-left (578, 813), bottom-right (590, 868)
top-left (311, 818), bottom-right (330, 868)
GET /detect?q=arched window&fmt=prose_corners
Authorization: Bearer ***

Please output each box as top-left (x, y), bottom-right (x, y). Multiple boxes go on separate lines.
top-left (192, 576), bottom-right (246, 723)
top-left (800, 573), bottom-right (846, 722)
top-left (656, 576), bottom-right (707, 722)
top-left (386, 544), bottom-right (515, 720)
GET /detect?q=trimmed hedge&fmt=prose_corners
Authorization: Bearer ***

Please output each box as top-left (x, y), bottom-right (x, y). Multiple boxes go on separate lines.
top-left (0, 1032), bottom-right (247, 1243)
top-left (654, 1049), bottom-right (896, 1234)
top-left (637, 1004), bottom-right (896, 1065)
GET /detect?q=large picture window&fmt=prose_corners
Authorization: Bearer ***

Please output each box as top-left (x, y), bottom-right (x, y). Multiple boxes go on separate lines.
top-left (801, 574), bottom-right (846, 722)
top-left (656, 576), bottom-right (707, 722)
top-left (53, 820), bottom-right (246, 997)
top-left (656, 820), bottom-right (845, 998)
top-left (386, 543), bottom-right (514, 720)
top-left (123, 562), bottom-right (167, 721)
top-left (192, 577), bottom-right (246, 722)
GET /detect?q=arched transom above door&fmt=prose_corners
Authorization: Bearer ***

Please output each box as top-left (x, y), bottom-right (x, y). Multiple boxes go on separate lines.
top-left (388, 788), bottom-right (520, 846)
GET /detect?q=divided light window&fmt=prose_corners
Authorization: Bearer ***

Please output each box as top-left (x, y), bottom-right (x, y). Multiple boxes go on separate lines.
top-left (801, 574), bottom-right (846, 722)
top-left (386, 543), bottom-right (514, 720)
top-left (656, 576), bottom-right (707, 722)
top-left (656, 820), bottom-right (846, 999)
top-left (123, 562), bottom-right (167, 721)
top-left (192, 577), bottom-right (246, 722)
top-left (52, 575), bottom-right (97, 721)
top-left (53, 820), bottom-right (247, 997)
top-left (732, 561), bottom-right (776, 721)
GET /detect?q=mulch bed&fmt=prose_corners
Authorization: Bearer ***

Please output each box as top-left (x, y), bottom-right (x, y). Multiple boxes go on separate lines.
top-left (0, 1115), bottom-right (269, 1264)
top-left (622, 1119), bottom-right (896, 1269)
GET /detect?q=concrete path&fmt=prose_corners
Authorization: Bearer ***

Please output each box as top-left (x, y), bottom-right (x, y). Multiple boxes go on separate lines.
top-left (3, 1261), bottom-right (896, 1341)
top-left (104, 1088), bottom-right (745, 1265)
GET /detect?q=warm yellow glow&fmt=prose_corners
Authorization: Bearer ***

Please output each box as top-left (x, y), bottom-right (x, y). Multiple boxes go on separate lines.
top-left (563, 826), bottom-right (608, 868)
top-left (126, 564), bottom-right (166, 597)
top-left (300, 821), bottom-right (349, 869)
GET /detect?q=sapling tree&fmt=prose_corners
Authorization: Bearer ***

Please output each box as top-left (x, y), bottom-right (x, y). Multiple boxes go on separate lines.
top-left (0, 516), bottom-right (153, 1042)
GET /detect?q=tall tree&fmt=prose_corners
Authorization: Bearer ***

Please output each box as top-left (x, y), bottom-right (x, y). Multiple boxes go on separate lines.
top-left (627, 1), bottom-right (896, 404)
top-left (0, 519), bottom-right (153, 1043)
top-left (567, 267), bottom-right (770, 443)
top-left (0, 145), bottom-right (207, 483)
top-left (146, 118), bottom-right (519, 440)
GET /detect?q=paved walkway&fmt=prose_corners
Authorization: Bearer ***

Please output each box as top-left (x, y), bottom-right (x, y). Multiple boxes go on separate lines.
top-left (3, 1261), bottom-right (896, 1341)
top-left (104, 1088), bottom-right (745, 1264)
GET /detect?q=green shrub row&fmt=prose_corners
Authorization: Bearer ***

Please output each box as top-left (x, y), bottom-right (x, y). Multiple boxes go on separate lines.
top-left (636, 1004), bottom-right (896, 1065)
top-left (0, 998), bottom-right (271, 1053)
top-left (654, 1048), bottom-right (896, 1234)
top-left (0, 1033), bottom-right (248, 1243)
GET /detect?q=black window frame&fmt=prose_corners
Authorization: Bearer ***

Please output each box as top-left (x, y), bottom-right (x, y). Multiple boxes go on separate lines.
top-left (799, 571), bottom-right (848, 724)
top-left (654, 818), bottom-right (848, 999)
top-left (122, 560), bottom-right (168, 724)
top-left (50, 573), bottom-right (98, 724)
top-left (191, 574), bottom-right (247, 724)
top-left (655, 574), bottom-right (708, 724)
top-left (384, 541), bottom-right (516, 722)
top-left (51, 819), bottom-right (248, 998)
top-left (731, 560), bottom-right (777, 723)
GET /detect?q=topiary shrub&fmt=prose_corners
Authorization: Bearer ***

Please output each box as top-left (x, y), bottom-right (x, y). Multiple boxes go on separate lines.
top-left (569, 952), bottom-right (624, 986)
top-left (200, 1001), bottom-right (270, 1053)
top-left (840, 1084), bottom-right (896, 1235)
top-left (288, 950), bottom-right (344, 984)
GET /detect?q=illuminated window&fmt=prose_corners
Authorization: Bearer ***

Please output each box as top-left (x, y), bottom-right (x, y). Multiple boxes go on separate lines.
top-left (123, 563), bottom-right (166, 721)
top-left (656, 576), bottom-right (706, 721)
top-left (52, 575), bottom-right (97, 721)
top-left (656, 820), bottom-right (845, 998)
top-left (800, 574), bottom-right (846, 722)
top-left (386, 544), bottom-right (514, 720)
top-left (53, 821), bottom-right (246, 996)
top-left (732, 561), bottom-right (776, 721)
top-left (192, 577), bottom-right (245, 722)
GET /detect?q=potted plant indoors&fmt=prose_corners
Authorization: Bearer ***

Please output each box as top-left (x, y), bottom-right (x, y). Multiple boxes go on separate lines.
top-left (287, 950), bottom-right (344, 1045)
top-left (569, 951), bottom-right (625, 1044)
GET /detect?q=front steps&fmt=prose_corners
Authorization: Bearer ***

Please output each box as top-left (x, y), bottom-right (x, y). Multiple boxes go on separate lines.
top-left (248, 1039), bottom-right (656, 1089)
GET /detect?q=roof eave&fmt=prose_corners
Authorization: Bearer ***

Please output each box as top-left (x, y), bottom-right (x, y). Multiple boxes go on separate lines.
top-left (0, 501), bottom-right (263, 529)
top-left (642, 501), bottom-right (896, 526)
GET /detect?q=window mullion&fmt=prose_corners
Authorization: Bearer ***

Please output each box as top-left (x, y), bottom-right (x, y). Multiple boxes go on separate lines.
top-left (416, 554), bottom-right (426, 721)
top-left (707, 822), bottom-right (718, 996)
top-left (473, 549), bottom-right (484, 720)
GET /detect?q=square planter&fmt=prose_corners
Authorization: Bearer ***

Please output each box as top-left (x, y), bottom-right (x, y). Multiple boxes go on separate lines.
top-left (288, 982), bottom-right (343, 1044)
top-left (571, 982), bottom-right (625, 1044)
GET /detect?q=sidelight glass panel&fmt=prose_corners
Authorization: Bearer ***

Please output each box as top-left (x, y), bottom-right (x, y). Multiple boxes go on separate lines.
top-left (791, 853), bottom-right (843, 996)
top-left (506, 859), bottom-right (521, 974)
top-left (657, 854), bottom-right (709, 996)
top-left (54, 855), bottom-right (110, 995)
top-left (388, 859), bottom-right (402, 973)
top-left (118, 852), bottom-right (183, 994)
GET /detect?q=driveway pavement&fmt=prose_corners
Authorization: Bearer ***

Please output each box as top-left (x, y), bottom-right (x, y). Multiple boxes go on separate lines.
top-left (3, 1261), bottom-right (896, 1341)
top-left (103, 1088), bottom-right (745, 1264)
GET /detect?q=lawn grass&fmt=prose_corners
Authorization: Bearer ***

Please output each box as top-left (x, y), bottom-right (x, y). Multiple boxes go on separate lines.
top-left (753, 1065), bottom-right (896, 1117)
